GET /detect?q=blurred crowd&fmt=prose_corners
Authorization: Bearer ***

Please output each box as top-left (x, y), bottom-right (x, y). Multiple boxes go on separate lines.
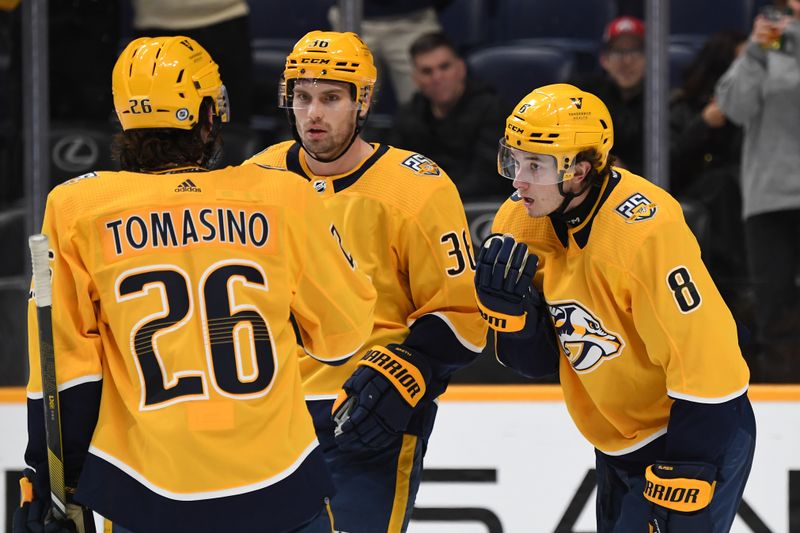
top-left (0, 0), bottom-right (798, 383)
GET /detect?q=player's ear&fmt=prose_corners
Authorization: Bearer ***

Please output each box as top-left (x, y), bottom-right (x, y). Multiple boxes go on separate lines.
top-left (572, 160), bottom-right (592, 185)
top-left (359, 93), bottom-right (372, 119)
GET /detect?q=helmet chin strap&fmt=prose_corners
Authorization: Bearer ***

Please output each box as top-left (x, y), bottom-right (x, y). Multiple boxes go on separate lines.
top-left (553, 169), bottom-right (593, 216)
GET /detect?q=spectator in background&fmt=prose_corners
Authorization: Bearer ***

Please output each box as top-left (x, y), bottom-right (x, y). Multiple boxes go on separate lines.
top-left (572, 16), bottom-right (645, 175)
top-left (669, 30), bottom-right (748, 284)
top-left (131, 0), bottom-right (254, 125)
top-left (389, 31), bottom-right (508, 200)
top-left (716, 0), bottom-right (800, 376)
top-left (329, 1), bottom-right (453, 106)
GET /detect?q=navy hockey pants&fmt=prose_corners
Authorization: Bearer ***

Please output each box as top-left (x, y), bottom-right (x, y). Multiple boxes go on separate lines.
top-left (306, 398), bottom-right (438, 533)
top-left (594, 423), bottom-right (756, 532)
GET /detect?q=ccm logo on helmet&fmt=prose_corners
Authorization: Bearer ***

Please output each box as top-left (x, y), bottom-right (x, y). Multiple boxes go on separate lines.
top-left (507, 123), bottom-right (525, 134)
top-left (300, 58), bottom-right (330, 64)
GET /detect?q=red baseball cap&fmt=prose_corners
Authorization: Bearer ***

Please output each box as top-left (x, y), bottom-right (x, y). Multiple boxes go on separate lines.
top-left (603, 16), bottom-right (645, 43)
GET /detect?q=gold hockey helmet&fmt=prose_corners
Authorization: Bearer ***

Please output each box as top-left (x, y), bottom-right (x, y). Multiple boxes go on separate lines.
top-left (281, 30), bottom-right (377, 111)
top-left (499, 84), bottom-right (614, 183)
top-left (112, 36), bottom-right (229, 131)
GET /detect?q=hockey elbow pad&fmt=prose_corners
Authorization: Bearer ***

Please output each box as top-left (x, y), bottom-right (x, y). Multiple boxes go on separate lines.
top-left (332, 344), bottom-right (432, 450)
top-left (644, 461), bottom-right (717, 533)
top-left (475, 234), bottom-right (539, 333)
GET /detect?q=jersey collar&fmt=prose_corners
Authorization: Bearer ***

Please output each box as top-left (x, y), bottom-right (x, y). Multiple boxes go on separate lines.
top-left (549, 169), bottom-right (622, 249)
top-left (148, 166), bottom-right (209, 175)
top-left (286, 142), bottom-right (389, 193)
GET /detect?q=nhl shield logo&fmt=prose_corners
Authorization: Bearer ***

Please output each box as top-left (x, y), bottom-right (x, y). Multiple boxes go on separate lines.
top-left (312, 180), bottom-right (327, 193)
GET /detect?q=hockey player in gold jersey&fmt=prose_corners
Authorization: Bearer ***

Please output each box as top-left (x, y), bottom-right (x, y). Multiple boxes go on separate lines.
top-left (16, 36), bottom-right (377, 533)
top-left (245, 31), bottom-right (487, 532)
top-left (474, 84), bottom-right (755, 532)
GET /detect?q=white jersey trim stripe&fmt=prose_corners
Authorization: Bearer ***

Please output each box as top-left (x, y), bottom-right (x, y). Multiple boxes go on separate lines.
top-left (302, 343), bottom-right (362, 364)
top-left (87, 438), bottom-right (320, 501)
top-left (27, 374), bottom-right (103, 400)
top-left (305, 394), bottom-right (339, 401)
top-left (667, 384), bottom-right (749, 404)
top-left (599, 426), bottom-right (669, 456)
top-left (409, 312), bottom-right (485, 353)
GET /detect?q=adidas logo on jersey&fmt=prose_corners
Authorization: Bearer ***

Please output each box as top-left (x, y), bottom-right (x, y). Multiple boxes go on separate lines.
top-left (175, 179), bottom-right (201, 193)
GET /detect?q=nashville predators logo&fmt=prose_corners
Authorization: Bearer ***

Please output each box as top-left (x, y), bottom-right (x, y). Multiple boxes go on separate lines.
top-left (401, 153), bottom-right (441, 176)
top-left (615, 192), bottom-right (657, 223)
top-left (549, 301), bottom-right (624, 372)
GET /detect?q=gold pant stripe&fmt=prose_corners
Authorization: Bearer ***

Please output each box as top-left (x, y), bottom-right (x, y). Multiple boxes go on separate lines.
top-left (388, 434), bottom-right (418, 533)
top-left (325, 500), bottom-right (335, 532)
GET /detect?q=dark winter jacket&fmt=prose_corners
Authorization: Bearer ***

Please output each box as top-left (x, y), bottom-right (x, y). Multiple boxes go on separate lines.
top-left (389, 79), bottom-right (509, 200)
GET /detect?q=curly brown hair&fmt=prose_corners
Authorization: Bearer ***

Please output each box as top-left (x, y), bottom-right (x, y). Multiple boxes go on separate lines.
top-left (111, 99), bottom-right (222, 171)
top-left (576, 148), bottom-right (616, 187)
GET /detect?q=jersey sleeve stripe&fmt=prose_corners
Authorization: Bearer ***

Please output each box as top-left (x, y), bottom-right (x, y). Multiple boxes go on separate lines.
top-left (667, 384), bottom-right (750, 405)
top-left (411, 312), bottom-right (486, 353)
top-left (302, 342), bottom-right (362, 365)
top-left (599, 426), bottom-right (668, 456)
top-left (26, 374), bottom-right (103, 399)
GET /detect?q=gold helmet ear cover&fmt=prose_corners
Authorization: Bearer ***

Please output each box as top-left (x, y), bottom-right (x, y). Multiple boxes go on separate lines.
top-left (113, 36), bottom-right (229, 131)
top-left (503, 83), bottom-right (614, 182)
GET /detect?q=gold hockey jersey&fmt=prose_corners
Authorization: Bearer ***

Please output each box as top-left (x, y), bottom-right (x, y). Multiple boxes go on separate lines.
top-left (245, 142), bottom-right (487, 397)
top-left (492, 168), bottom-right (749, 455)
top-left (26, 164), bottom-right (376, 531)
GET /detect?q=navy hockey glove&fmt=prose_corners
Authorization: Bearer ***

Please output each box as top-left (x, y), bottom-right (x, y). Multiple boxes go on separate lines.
top-left (332, 344), bottom-right (432, 451)
top-left (475, 234), bottom-right (540, 333)
top-left (13, 469), bottom-right (95, 533)
top-left (645, 462), bottom-right (716, 533)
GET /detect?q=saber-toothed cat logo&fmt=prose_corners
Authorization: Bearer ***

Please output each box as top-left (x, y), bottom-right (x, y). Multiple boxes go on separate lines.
top-left (549, 301), bottom-right (624, 372)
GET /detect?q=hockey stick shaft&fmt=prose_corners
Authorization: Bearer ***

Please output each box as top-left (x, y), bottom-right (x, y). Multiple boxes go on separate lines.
top-left (29, 233), bottom-right (68, 520)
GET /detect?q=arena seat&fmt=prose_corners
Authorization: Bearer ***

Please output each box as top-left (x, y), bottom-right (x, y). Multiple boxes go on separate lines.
top-left (438, 0), bottom-right (490, 52)
top-left (492, 0), bottom-right (615, 46)
top-left (467, 45), bottom-right (576, 107)
top-left (250, 45), bottom-right (288, 133)
top-left (670, 0), bottom-right (750, 36)
top-left (669, 42), bottom-right (698, 89)
top-left (247, 0), bottom-right (333, 50)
